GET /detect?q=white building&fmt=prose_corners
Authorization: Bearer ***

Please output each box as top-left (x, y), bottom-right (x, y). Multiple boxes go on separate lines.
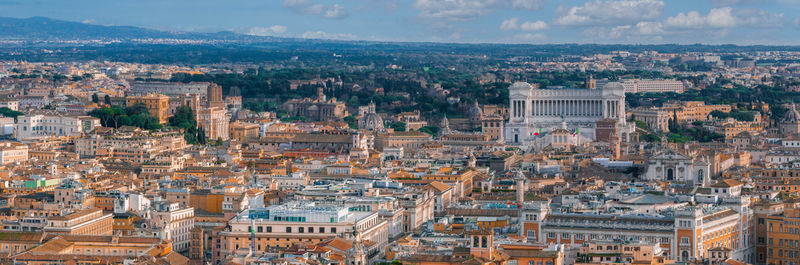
top-left (144, 201), bottom-right (194, 254)
top-left (598, 79), bottom-right (686, 94)
top-left (129, 81), bottom-right (210, 98)
top-left (220, 201), bottom-right (389, 261)
top-left (643, 150), bottom-right (711, 187)
top-left (0, 142), bottom-right (28, 164)
top-left (14, 111), bottom-right (100, 141)
top-left (505, 81), bottom-right (626, 146)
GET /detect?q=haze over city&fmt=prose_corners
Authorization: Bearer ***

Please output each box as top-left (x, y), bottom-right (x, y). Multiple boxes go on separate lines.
top-left (1, 1), bottom-right (800, 265)
top-left (0, 0), bottom-right (799, 44)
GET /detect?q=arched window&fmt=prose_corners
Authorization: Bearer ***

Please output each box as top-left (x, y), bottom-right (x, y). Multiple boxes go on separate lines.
top-left (697, 169), bottom-right (704, 184)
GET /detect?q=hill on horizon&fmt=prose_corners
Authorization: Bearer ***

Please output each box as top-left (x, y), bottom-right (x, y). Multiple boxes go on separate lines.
top-left (0, 16), bottom-right (270, 42)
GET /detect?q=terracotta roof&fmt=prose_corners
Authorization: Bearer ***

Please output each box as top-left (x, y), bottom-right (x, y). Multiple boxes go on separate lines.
top-left (322, 237), bottom-right (352, 252)
top-left (162, 252), bottom-right (190, 265)
top-left (30, 237), bottom-right (72, 253)
top-left (711, 179), bottom-right (743, 188)
top-left (0, 232), bottom-right (45, 242)
top-left (424, 181), bottom-right (452, 193)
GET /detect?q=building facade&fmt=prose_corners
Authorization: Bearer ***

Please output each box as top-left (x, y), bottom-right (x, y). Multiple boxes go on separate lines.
top-left (126, 93), bottom-right (170, 124)
top-left (505, 82), bottom-right (626, 146)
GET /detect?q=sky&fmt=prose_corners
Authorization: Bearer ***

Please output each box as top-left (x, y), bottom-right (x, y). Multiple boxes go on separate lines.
top-left (0, 0), bottom-right (799, 45)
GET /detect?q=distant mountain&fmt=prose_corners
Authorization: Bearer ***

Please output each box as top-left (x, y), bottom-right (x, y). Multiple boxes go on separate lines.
top-left (0, 16), bottom-right (270, 42)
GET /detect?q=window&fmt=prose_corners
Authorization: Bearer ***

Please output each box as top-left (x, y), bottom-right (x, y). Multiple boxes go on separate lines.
top-left (681, 237), bottom-right (690, 245)
top-left (561, 233), bottom-right (569, 239)
top-left (286, 227), bottom-right (292, 233)
top-left (267, 226), bottom-right (272, 233)
top-left (298, 227), bottom-right (304, 233)
top-left (319, 227), bottom-right (325, 233)
top-left (331, 228), bottom-right (337, 233)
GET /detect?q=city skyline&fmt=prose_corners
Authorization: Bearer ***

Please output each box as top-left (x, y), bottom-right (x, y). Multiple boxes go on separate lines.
top-left (0, 0), bottom-right (798, 45)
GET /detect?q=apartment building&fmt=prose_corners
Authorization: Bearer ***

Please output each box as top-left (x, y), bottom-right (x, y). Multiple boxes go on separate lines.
top-left (43, 208), bottom-right (113, 236)
top-left (0, 141), bottom-right (28, 164)
top-left (217, 201), bottom-right (389, 261)
top-left (522, 202), bottom-right (750, 262)
top-left (142, 201), bottom-right (195, 254)
top-left (127, 93), bottom-right (170, 124)
top-left (14, 110), bottom-right (100, 141)
top-left (764, 206), bottom-right (800, 265)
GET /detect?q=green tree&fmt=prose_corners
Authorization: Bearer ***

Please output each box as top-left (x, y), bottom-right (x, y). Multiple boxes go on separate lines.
top-left (104, 95), bottom-right (112, 105)
top-left (634, 120), bottom-right (649, 131)
top-left (197, 127), bottom-right (207, 145)
top-left (390, 121), bottom-right (407, 132)
top-left (0, 107), bottom-right (24, 120)
top-left (91, 93), bottom-right (99, 103)
top-left (88, 106), bottom-right (161, 130)
top-left (343, 115), bottom-right (358, 129)
top-left (419, 126), bottom-right (440, 136)
top-left (169, 106), bottom-right (203, 144)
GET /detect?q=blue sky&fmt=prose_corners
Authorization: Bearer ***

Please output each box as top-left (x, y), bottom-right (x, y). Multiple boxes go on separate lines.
top-left (0, 0), bottom-right (798, 44)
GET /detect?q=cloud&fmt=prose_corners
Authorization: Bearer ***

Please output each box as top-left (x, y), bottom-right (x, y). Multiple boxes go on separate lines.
top-left (554, 0), bottom-right (665, 26)
top-left (324, 4), bottom-right (348, 19)
top-left (359, 0), bottom-right (401, 12)
top-left (664, 7), bottom-right (783, 29)
top-left (301, 31), bottom-right (357, 40)
top-left (584, 7), bottom-right (784, 41)
top-left (282, 0), bottom-right (349, 19)
top-left (246, 25), bottom-right (288, 36)
top-left (412, 0), bottom-right (503, 21)
top-left (710, 0), bottom-right (769, 6)
top-left (510, 0), bottom-right (546, 10)
top-left (501, 18), bottom-right (548, 31)
top-left (411, 0), bottom-right (545, 21)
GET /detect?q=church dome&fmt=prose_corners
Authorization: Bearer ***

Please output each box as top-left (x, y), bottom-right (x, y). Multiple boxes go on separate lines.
top-left (359, 113), bottom-right (384, 131)
top-left (359, 101), bottom-right (384, 131)
top-left (782, 104), bottom-right (800, 123)
top-left (469, 102), bottom-right (483, 119)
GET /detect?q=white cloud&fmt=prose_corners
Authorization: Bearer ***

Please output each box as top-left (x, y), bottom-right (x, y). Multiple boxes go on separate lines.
top-left (736, 8), bottom-right (784, 28)
top-left (501, 18), bottom-right (548, 31)
top-left (411, 0), bottom-right (545, 21)
top-left (584, 6), bottom-right (784, 41)
top-left (283, 0), bottom-right (349, 19)
top-left (324, 4), bottom-right (349, 19)
top-left (412, 0), bottom-right (503, 21)
top-left (301, 31), bottom-right (357, 40)
top-left (246, 25), bottom-right (288, 36)
top-left (664, 7), bottom-right (782, 29)
top-left (710, 0), bottom-right (769, 6)
top-left (553, 0), bottom-right (665, 26)
top-left (630, 21), bottom-right (665, 35)
top-left (510, 0), bottom-right (546, 10)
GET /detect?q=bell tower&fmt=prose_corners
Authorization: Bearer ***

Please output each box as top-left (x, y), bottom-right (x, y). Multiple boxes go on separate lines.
top-left (467, 229), bottom-right (493, 260)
